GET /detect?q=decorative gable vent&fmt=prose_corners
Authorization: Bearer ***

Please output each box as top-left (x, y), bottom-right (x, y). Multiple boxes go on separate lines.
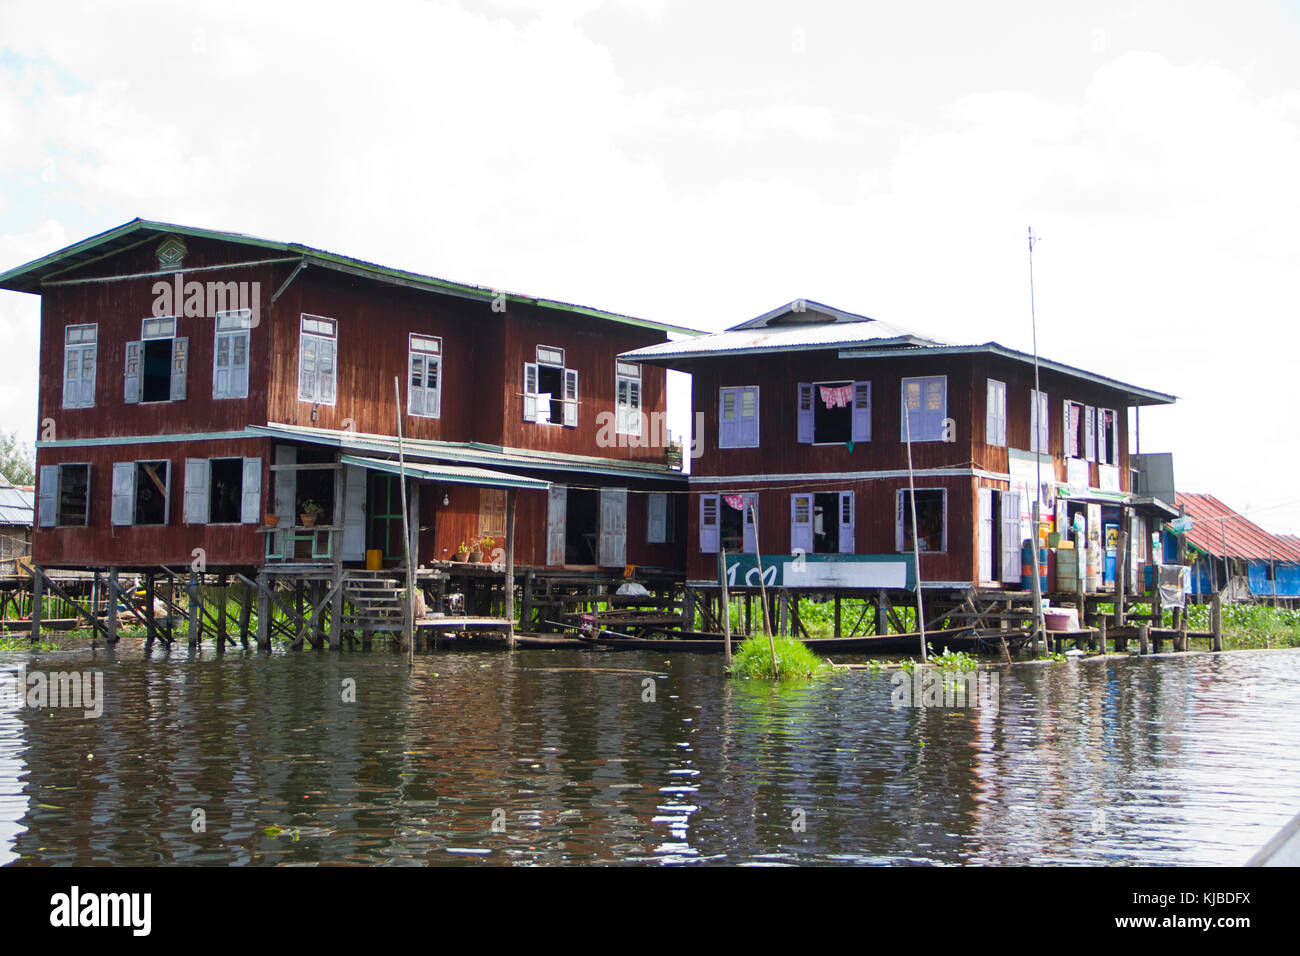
top-left (156, 235), bottom-right (187, 271)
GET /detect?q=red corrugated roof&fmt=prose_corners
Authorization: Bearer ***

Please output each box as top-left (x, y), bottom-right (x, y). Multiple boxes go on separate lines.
top-left (1175, 493), bottom-right (1300, 563)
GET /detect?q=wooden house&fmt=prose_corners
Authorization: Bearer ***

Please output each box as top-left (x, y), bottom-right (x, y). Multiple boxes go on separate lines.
top-left (621, 300), bottom-right (1178, 601)
top-left (0, 219), bottom-right (693, 643)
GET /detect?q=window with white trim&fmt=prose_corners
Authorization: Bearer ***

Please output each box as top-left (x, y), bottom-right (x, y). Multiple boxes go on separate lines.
top-left (901, 376), bottom-right (947, 442)
top-left (718, 386), bottom-right (759, 448)
top-left (797, 381), bottom-right (870, 444)
top-left (298, 314), bottom-right (337, 405)
top-left (1065, 401), bottom-right (1096, 461)
top-left (896, 488), bottom-right (946, 553)
top-left (986, 379), bottom-right (1006, 447)
top-left (1029, 388), bottom-right (1049, 453)
top-left (616, 361), bottom-right (642, 436)
top-left (523, 345), bottom-right (577, 427)
top-left (63, 324), bottom-right (97, 409)
top-left (125, 316), bottom-right (187, 404)
top-left (213, 310), bottom-right (251, 400)
top-left (408, 333), bottom-right (442, 418)
top-left (183, 456), bottom-right (262, 525)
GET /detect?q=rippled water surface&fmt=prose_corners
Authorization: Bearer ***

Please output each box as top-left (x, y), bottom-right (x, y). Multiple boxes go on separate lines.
top-left (1, 642), bottom-right (1297, 865)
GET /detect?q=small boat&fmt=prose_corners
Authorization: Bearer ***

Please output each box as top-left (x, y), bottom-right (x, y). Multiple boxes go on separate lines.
top-left (577, 625), bottom-right (1011, 656)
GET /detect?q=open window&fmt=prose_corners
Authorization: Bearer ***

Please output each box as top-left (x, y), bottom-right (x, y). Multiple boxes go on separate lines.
top-left (298, 314), bottom-right (337, 405)
top-left (797, 381), bottom-right (870, 444)
top-left (37, 463), bottom-right (90, 528)
top-left (112, 460), bottom-right (172, 526)
top-left (1065, 401), bottom-right (1096, 460)
top-left (699, 492), bottom-right (756, 553)
top-left (1098, 408), bottom-right (1119, 465)
top-left (125, 316), bottom-right (187, 404)
top-left (408, 333), bottom-right (442, 418)
top-left (791, 491), bottom-right (854, 554)
top-left (63, 324), bottom-right (96, 409)
top-left (901, 376), bottom-right (946, 442)
top-left (183, 457), bottom-right (262, 525)
top-left (213, 310), bottom-right (251, 400)
top-left (523, 345), bottom-right (577, 427)
top-left (896, 488), bottom-right (946, 553)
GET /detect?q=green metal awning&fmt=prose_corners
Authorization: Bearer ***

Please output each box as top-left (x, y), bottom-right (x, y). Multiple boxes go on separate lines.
top-left (339, 455), bottom-right (549, 491)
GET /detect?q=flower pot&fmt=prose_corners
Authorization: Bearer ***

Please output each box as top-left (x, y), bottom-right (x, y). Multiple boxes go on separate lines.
top-left (452, 552), bottom-right (468, 563)
top-left (300, 514), bottom-right (318, 527)
top-left (468, 550), bottom-right (483, 563)
top-left (264, 514), bottom-right (280, 528)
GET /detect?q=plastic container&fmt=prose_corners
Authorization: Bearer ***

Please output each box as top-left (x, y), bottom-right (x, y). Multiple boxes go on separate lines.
top-left (365, 549), bottom-right (383, 571)
top-left (1020, 542), bottom-right (1048, 592)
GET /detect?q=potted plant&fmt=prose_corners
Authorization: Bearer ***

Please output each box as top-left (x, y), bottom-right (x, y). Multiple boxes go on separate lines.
top-left (264, 513), bottom-right (280, 528)
top-left (467, 539), bottom-right (483, 563)
top-left (476, 536), bottom-right (497, 564)
top-left (299, 500), bottom-right (324, 527)
top-left (452, 541), bottom-right (469, 563)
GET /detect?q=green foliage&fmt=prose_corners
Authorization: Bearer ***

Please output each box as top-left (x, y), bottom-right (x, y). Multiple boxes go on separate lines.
top-left (927, 647), bottom-right (978, 671)
top-left (730, 634), bottom-right (830, 680)
top-left (0, 431), bottom-right (34, 486)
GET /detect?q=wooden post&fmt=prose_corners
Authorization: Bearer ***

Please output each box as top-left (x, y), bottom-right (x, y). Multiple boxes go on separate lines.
top-left (1138, 622), bottom-right (1149, 655)
top-left (256, 572), bottom-right (271, 651)
top-left (504, 487), bottom-right (517, 648)
top-left (1212, 592), bottom-right (1223, 651)
top-left (239, 581), bottom-right (252, 649)
top-left (217, 575), bottom-right (228, 652)
top-left (719, 548), bottom-right (733, 667)
top-left (393, 377), bottom-right (415, 662)
top-left (1115, 530), bottom-right (1128, 628)
top-left (1098, 616), bottom-right (1107, 655)
top-left (187, 571), bottom-right (200, 649)
top-left (29, 565), bottom-right (43, 644)
top-left (106, 568), bottom-right (119, 645)
top-left (144, 572), bottom-right (156, 652)
top-left (330, 463), bottom-right (345, 650)
top-left (833, 594), bottom-right (842, 639)
top-left (876, 591), bottom-right (888, 635)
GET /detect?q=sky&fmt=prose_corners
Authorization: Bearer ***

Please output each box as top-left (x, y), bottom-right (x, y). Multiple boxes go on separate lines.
top-left (1, 0), bottom-right (1299, 531)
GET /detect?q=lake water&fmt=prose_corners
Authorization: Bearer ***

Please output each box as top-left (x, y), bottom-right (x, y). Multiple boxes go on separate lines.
top-left (1, 642), bottom-right (1296, 865)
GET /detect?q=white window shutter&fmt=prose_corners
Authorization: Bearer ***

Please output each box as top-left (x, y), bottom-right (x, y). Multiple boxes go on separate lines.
top-left (790, 493), bottom-right (813, 554)
top-left (170, 337), bottom-right (188, 401)
top-left (648, 492), bottom-right (667, 544)
top-left (184, 458), bottom-right (210, 525)
top-left (797, 383), bottom-right (813, 444)
top-left (111, 462), bottom-right (135, 526)
top-left (699, 494), bottom-right (719, 553)
top-left (719, 390), bottom-right (737, 447)
top-left (124, 341), bottom-right (142, 404)
top-left (852, 382), bottom-right (871, 442)
top-left (742, 493), bottom-right (758, 553)
top-left (563, 369), bottom-right (579, 428)
top-left (895, 491), bottom-right (905, 552)
top-left (319, 338), bottom-right (336, 404)
top-left (241, 457), bottom-right (262, 524)
top-left (546, 484), bottom-right (566, 565)
top-left (341, 464), bottom-right (366, 559)
top-left (741, 388), bottom-right (759, 447)
top-left (598, 487), bottom-right (626, 567)
top-left (1085, 406), bottom-right (1096, 462)
top-left (524, 363), bottom-right (539, 423)
top-left (38, 465), bottom-right (58, 527)
top-left (839, 491), bottom-right (855, 554)
top-left (428, 357), bottom-right (441, 418)
top-left (408, 354), bottom-right (422, 416)
top-left (1002, 491), bottom-right (1022, 582)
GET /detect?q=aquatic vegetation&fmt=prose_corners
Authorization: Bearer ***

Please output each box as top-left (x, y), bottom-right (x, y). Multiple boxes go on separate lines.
top-left (730, 634), bottom-right (830, 680)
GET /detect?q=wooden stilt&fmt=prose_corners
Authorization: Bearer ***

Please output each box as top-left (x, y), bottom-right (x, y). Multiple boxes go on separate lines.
top-left (1212, 592), bottom-right (1223, 652)
top-left (188, 571), bottom-right (200, 650)
top-left (106, 568), bottom-right (120, 645)
top-left (238, 581), bottom-right (252, 649)
top-left (217, 575), bottom-right (228, 652)
top-left (505, 488), bottom-right (516, 648)
top-left (833, 594), bottom-right (842, 639)
top-left (875, 591), bottom-right (888, 636)
top-left (1138, 623), bottom-right (1149, 655)
top-left (256, 572), bottom-right (271, 651)
top-left (29, 566), bottom-right (43, 644)
top-left (144, 572), bottom-right (156, 652)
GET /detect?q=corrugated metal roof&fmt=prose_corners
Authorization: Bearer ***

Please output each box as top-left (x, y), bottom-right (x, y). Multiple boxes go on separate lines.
top-left (621, 301), bottom-right (1176, 407)
top-left (622, 320), bottom-right (944, 362)
top-left (250, 423), bottom-right (686, 483)
top-left (0, 478), bottom-right (33, 526)
top-left (1175, 492), bottom-right (1300, 563)
top-left (339, 455), bottom-right (549, 491)
top-left (0, 218), bottom-right (702, 337)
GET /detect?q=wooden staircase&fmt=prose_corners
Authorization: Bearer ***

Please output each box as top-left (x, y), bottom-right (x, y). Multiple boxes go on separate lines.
top-left (341, 569), bottom-right (407, 633)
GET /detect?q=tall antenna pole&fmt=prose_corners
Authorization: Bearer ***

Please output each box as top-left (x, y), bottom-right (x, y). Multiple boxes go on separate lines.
top-left (903, 392), bottom-right (927, 662)
top-left (1028, 227), bottom-right (1046, 655)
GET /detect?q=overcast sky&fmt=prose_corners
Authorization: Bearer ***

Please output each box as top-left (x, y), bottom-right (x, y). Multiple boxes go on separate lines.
top-left (2, 0), bottom-right (1298, 531)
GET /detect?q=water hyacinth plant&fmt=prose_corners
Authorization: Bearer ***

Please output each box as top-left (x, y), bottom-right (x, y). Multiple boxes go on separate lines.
top-left (730, 633), bottom-right (830, 680)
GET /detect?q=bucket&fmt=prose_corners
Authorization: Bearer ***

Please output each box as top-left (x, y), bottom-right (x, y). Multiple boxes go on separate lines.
top-left (1020, 542), bottom-right (1048, 592)
top-left (365, 549), bottom-right (383, 571)
top-left (1044, 608), bottom-right (1078, 631)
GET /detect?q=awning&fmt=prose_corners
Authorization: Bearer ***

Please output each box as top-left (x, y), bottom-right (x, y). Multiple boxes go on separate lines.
top-left (340, 455), bottom-right (549, 491)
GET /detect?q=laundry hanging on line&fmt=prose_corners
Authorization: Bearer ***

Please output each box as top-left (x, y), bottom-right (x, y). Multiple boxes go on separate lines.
top-left (819, 384), bottom-right (853, 409)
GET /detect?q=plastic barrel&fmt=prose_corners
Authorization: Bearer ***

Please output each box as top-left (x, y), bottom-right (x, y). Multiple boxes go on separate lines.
top-left (1020, 542), bottom-right (1048, 591)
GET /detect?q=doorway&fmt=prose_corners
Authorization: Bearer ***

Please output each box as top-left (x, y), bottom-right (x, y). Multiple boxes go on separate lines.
top-left (565, 488), bottom-right (598, 565)
top-left (366, 472), bottom-right (404, 563)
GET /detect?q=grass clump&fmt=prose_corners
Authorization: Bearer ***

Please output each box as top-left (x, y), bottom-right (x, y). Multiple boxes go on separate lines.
top-left (730, 634), bottom-right (830, 680)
